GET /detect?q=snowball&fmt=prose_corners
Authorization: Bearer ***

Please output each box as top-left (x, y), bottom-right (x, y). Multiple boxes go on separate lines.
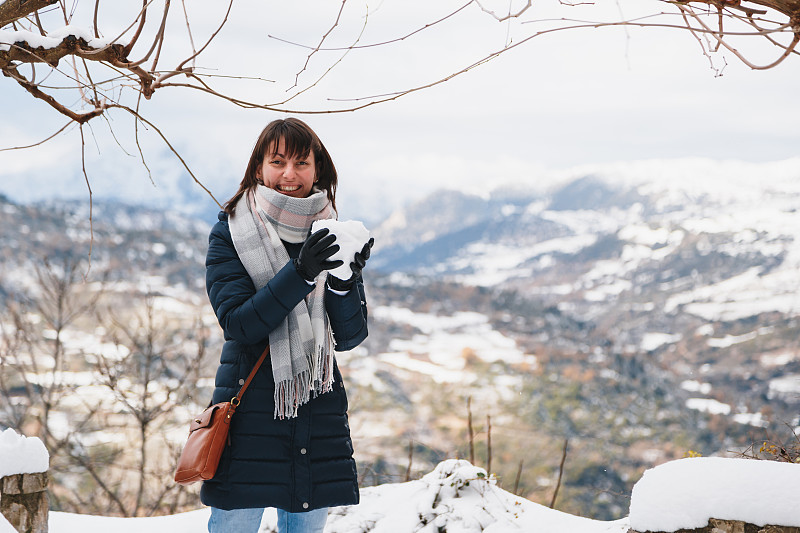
top-left (629, 457), bottom-right (800, 531)
top-left (0, 428), bottom-right (49, 477)
top-left (311, 219), bottom-right (371, 280)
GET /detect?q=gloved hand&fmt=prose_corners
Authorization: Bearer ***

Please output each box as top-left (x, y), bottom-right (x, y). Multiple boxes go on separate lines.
top-left (327, 237), bottom-right (374, 292)
top-left (294, 228), bottom-right (343, 282)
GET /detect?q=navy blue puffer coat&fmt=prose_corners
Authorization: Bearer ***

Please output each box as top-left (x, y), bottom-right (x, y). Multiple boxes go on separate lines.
top-left (200, 212), bottom-right (367, 512)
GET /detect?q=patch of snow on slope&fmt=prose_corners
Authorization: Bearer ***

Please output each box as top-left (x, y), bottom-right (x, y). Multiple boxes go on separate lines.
top-left (768, 375), bottom-right (800, 400)
top-left (450, 235), bottom-right (598, 287)
top-left (686, 398), bottom-right (731, 415)
top-left (640, 333), bottom-right (682, 352)
top-left (665, 267), bottom-right (800, 321)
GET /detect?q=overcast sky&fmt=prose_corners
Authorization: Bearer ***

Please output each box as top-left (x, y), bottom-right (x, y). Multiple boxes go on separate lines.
top-left (1, 0), bottom-right (798, 223)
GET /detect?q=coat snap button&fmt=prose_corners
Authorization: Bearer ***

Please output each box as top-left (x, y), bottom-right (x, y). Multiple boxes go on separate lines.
top-left (302, 502), bottom-right (309, 509)
top-left (238, 378), bottom-right (245, 385)
top-left (300, 448), bottom-right (307, 455)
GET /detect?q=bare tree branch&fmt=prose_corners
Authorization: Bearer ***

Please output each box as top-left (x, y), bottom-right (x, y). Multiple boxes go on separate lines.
top-left (0, 0), bottom-right (59, 27)
top-left (475, 0), bottom-right (532, 22)
top-left (3, 64), bottom-right (106, 122)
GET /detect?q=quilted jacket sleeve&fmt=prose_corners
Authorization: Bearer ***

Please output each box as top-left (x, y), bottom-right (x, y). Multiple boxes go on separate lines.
top-left (325, 277), bottom-right (368, 351)
top-left (205, 214), bottom-right (314, 346)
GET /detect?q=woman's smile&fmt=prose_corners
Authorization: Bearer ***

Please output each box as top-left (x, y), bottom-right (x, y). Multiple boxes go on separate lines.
top-left (258, 138), bottom-right (316, 198)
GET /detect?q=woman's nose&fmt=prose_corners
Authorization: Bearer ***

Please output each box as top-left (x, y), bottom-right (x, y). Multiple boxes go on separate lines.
top-left (282, 163), bottom-right (296, 178)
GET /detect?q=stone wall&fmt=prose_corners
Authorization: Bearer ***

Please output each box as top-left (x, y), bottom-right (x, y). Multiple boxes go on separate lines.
top-left (0, 473), bottom-right (48, 533)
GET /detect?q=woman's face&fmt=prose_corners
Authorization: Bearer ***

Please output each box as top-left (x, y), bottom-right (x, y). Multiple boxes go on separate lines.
top-left (257, 138), bottom-right (316, 198)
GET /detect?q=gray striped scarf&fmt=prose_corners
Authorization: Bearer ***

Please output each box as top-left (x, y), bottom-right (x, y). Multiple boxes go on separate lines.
top-left (228, 185), bottom-right (335, 419)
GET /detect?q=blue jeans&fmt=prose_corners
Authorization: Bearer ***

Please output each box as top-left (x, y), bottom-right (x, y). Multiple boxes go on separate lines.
top-left (208, 506), bottom-right (328, 533)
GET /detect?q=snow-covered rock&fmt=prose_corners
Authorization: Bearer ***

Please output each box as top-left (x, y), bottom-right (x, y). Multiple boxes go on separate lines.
top-left (0, 428), bottom-right (49, 478)
top-left (629, 457), bottom-right (800, 532)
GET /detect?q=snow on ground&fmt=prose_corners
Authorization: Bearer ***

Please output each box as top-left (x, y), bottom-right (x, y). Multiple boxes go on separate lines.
top-left (49, 509), bottom-right (213, 533)
top-left (2, 454), bottom-right (798, 533)
top-left (629, 457), bottom-right (800, 532)
top-left (680, 380), bottom-right (712, 395)
top-left (450, 234), bottom-right (598, 287)
top-left (640, 332), bottom-right (682, 352)
top-left (0, 515), bottom-right (16, 533)
top-left (43, 461), bottom-right (629, 533)
top-left (685, 398), bottom-right (731, 416)
top-left (40, 458), bottom-right (800, 533)
top-left (664, 267), bottom-right (800, 321)
top-left (768, 374), bottom-right (800, 400)
top-left (372, 305), bottom-right (533, 368)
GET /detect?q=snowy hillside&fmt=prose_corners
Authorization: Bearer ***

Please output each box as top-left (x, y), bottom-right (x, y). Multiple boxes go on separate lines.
top-left (372, 158), bottom-right (800, 322)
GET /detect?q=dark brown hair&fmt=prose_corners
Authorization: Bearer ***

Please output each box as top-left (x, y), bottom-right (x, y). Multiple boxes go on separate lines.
top-left (223, 118), bottom-right (338, 214)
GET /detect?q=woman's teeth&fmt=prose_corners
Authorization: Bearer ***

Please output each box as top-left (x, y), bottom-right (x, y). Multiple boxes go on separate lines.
top-left (278, 185), bottom-right (301, 192)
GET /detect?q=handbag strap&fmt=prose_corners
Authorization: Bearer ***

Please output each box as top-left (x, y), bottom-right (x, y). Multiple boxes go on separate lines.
top-left (230, 345), bottom-right (270, 408)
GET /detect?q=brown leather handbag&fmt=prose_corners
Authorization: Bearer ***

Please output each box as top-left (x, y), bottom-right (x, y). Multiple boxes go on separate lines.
top-left (174, 346), bottom-right (269, 485)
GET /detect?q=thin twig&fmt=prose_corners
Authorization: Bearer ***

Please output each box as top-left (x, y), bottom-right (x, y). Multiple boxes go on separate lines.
top-left (268, 1), bottom-right (472, 52)
top-left (272, 3), bottom-right (369, 107)
top-left (133, 91), bottom-right (155, 185)
top-left (154, 0), bottom-right (234, 87)
top-left (468, 397), bottom-right (475, 465)
top-left (406, 440), bottom-right (413, 482)
top-left (474, 0), bottom-right (532, 22)
top-left (513, 459), bottom-right (523, 495)
top-left (0, 121), bottom-right (72, 151)
top-left (124, 0), bottom-right (150, 56)
top-left (93, 0), bottom-right (101, 39)
top-left (550, 439), bottom-right (568, 509)
top-left (149, 0), bottom-right (171, 74)
top-left (289, 0), bottom-right (348, 91)
top-left (78, 124), bottom-right (94, 276)
top-left (108, 104), bottom-right (221, 207)
top-left (180, 0), bottom-right (196, 68)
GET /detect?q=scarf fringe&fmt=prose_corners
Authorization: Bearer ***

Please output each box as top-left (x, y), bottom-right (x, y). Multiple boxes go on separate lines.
top-left (275, 343), bottom-right (335, 420)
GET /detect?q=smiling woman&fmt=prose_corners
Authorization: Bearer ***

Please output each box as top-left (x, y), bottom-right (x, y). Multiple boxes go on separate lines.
top-left (200, 117), bottom-right (373, 533)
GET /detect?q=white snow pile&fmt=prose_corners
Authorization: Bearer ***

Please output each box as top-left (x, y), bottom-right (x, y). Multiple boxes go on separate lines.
top-left (629, 457), bottom-right (800, 532)
top-left (326, 459), bottom-right (628, 533)
top-left (312, 219), bottom-right (371, 280)
top-left (0, 428), bottom-right (49, 478)
top-left (0, 25), bottom-right (114, 52)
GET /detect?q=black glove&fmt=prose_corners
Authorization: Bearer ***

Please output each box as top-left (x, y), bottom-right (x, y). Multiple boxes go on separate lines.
top-left (327, 237), bottom-right (374, 292)
top-left (294, 228), bottom-right (343, 282)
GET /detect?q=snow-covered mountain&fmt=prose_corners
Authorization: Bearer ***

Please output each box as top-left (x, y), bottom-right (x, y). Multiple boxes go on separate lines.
top-left (371, 158), bottom-right (800, 322)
